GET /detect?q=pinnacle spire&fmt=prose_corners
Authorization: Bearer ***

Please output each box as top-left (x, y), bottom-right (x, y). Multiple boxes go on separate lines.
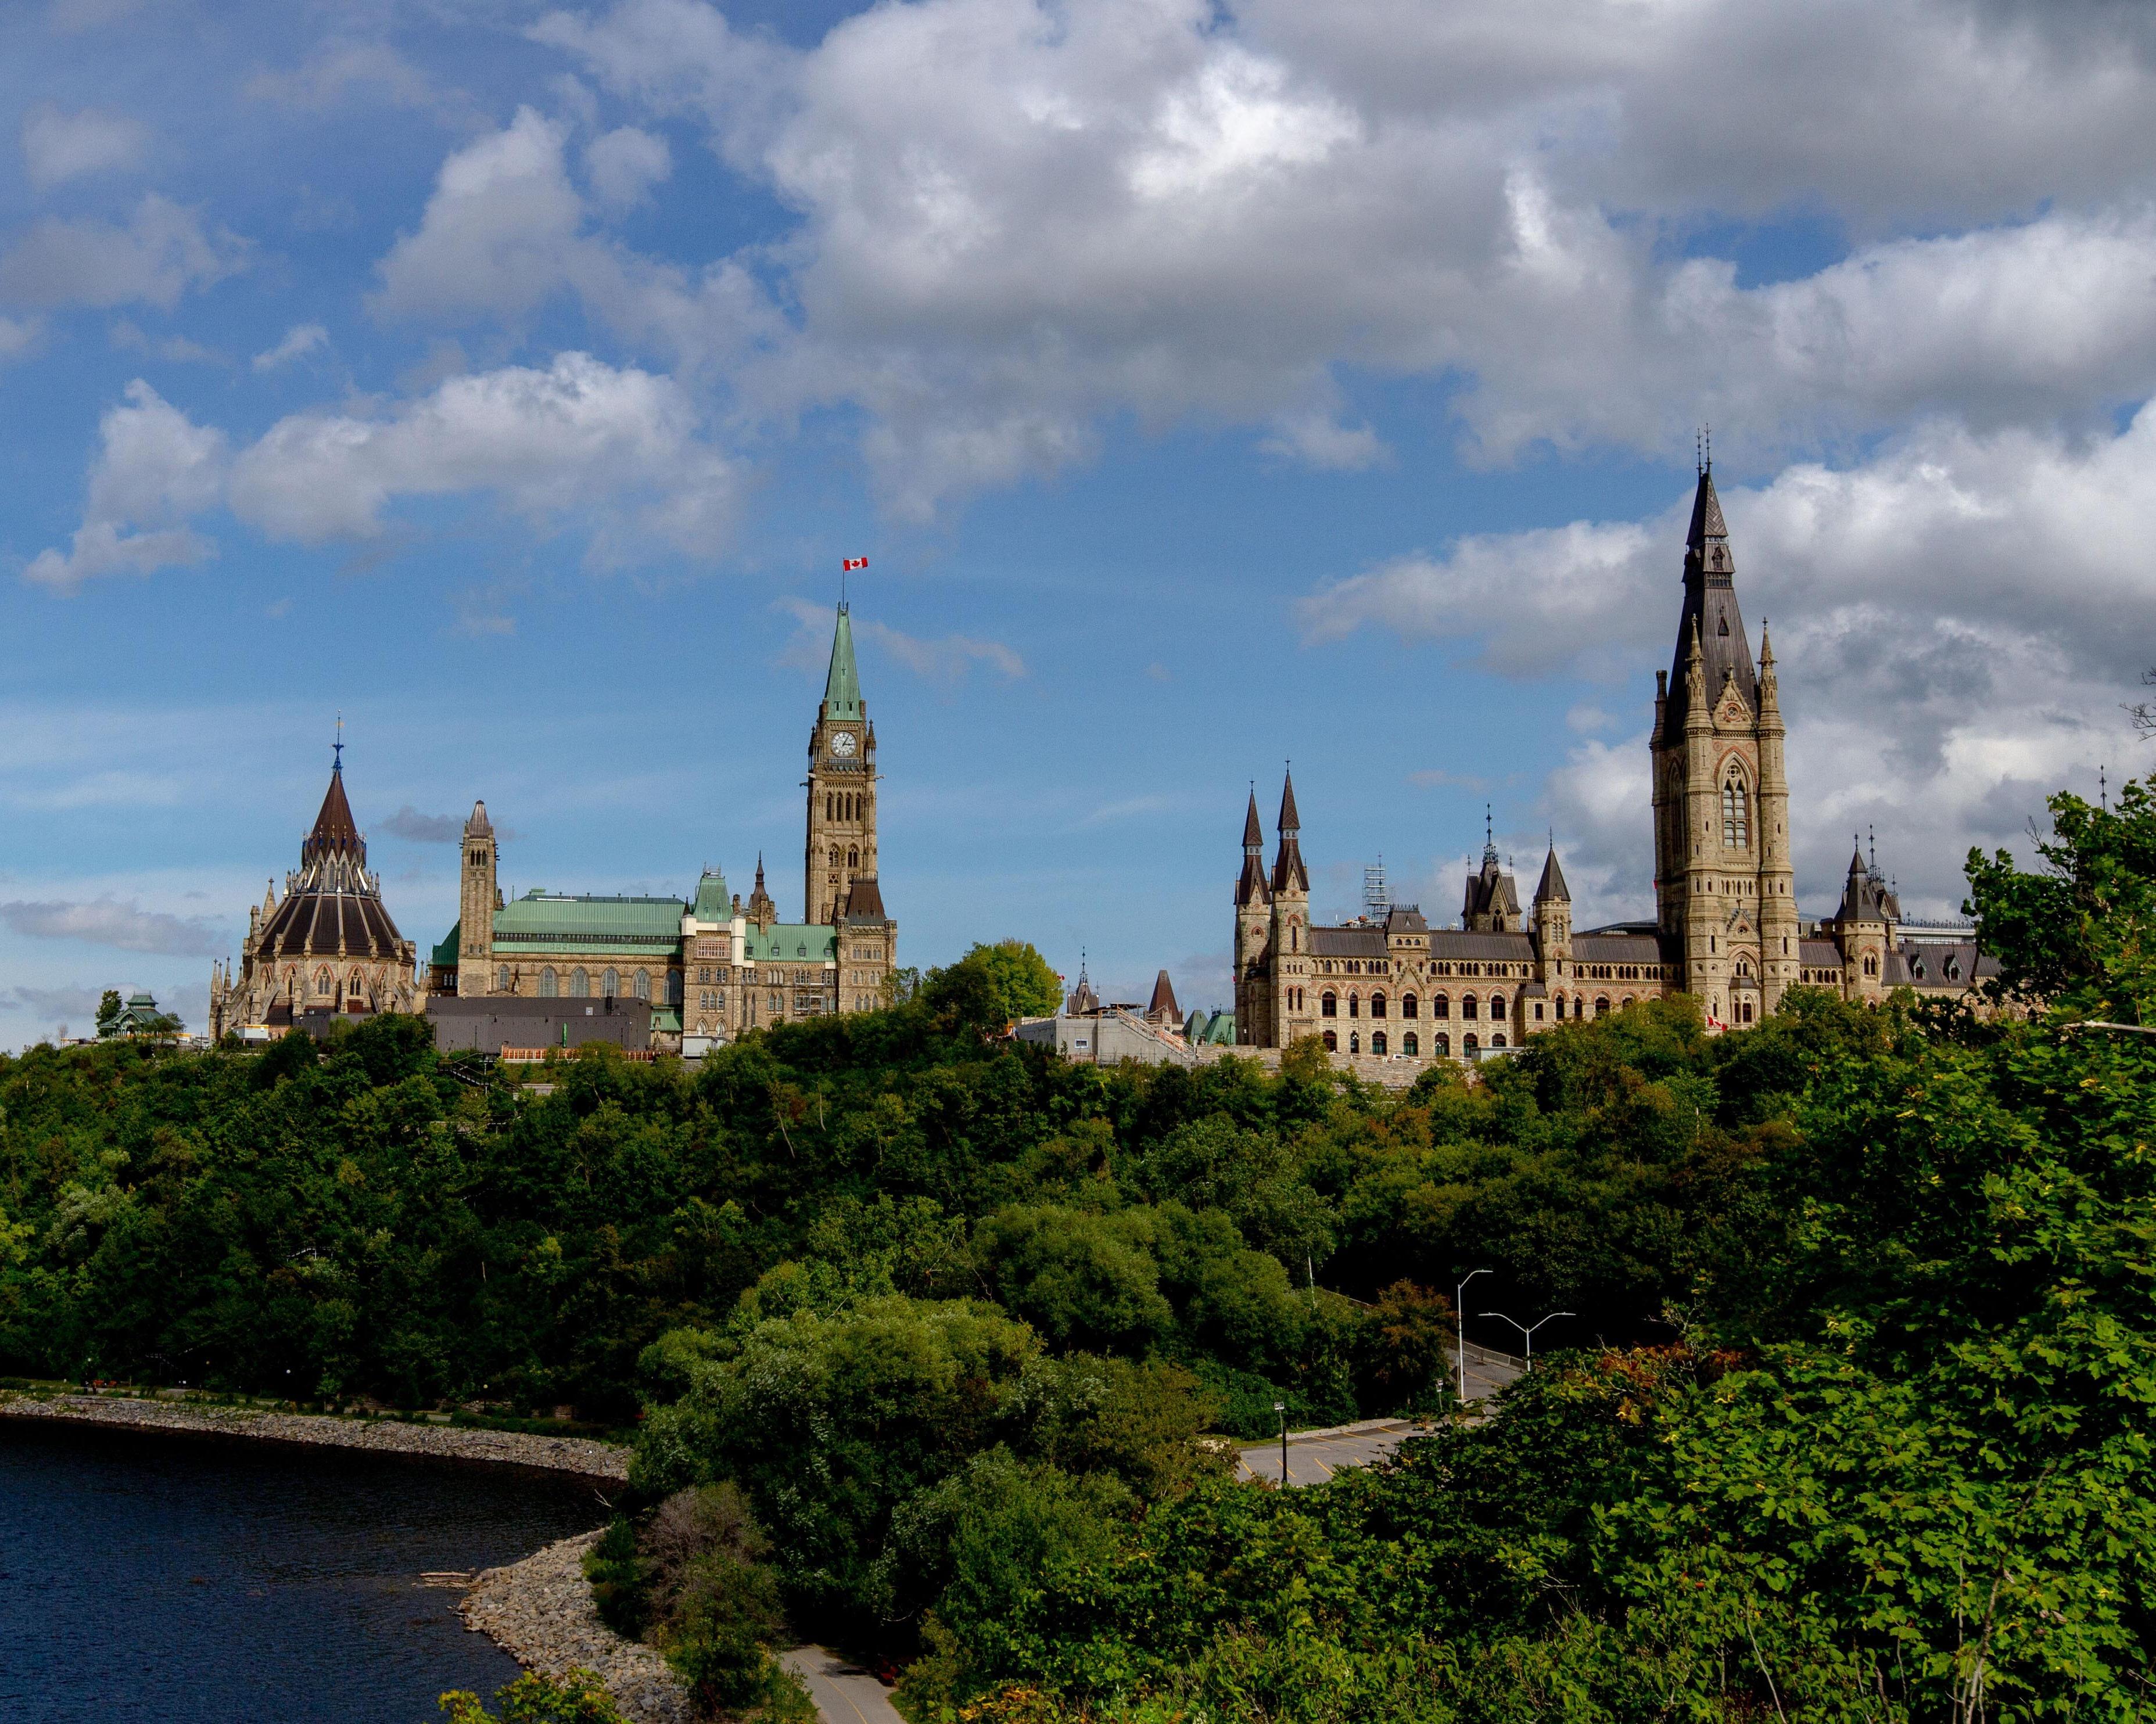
top-left (822, 602), bottom-right (863, 719)
top-left (1482, 803), bottom-right (1498, 868)
top-left (1270, 767), bottom-right (1308, 894)
top-left (1534, 842), bottom-right (1570, 904)
top-left (1242, 786), bottom-right (1263, 851)
top-left (1277, 766), bottom-right (1301, 834)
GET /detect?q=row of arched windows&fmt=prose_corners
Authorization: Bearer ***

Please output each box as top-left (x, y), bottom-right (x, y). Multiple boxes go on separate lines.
top-left (303, 966), bottom-right (370, 1000)
top-left (533, 967), bottom-right (653, 1000)
top-left (1321, 1030), bottom-right (1505, 1057)
top-left (826, 792), bottom-right (865, 821)
top-left (1318, 991), bottom-right (1507, 1021)
top-left (827, 845), bottom-right (861, 867)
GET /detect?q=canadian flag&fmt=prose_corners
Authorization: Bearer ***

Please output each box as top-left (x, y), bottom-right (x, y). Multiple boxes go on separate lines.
top-left (842, 557), bottom-right (868, 572)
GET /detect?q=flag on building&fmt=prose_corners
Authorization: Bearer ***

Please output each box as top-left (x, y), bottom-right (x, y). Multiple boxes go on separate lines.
top-left (842, 557), bottom-right (867, 572)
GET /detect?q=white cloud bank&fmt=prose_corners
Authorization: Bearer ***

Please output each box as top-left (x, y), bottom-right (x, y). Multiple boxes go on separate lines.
top-left (21, 105), bottom-right (149, 190)
top-left (28, 356), bottom-right (740, 588)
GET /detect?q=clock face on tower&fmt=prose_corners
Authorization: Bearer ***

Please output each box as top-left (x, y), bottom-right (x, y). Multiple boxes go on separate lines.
top-left (829, 731), bottom-right (858, 760)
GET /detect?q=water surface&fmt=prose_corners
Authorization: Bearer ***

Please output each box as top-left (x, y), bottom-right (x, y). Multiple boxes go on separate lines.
top-left (0, 1419), bottom-right (608, 1722)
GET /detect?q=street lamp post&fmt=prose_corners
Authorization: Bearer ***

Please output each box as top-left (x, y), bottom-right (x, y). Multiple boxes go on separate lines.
top-left (1479, 1310), bottom-right (1576, 1364)
top-left (1454, 1270), bottom-right (1490, 1408)
top-left (1274, 1402), bottom-right (1288, 1485)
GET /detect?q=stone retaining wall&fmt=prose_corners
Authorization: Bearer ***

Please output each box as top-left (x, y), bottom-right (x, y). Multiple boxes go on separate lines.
top-left (0, 1391), bottom-right (630, 1479)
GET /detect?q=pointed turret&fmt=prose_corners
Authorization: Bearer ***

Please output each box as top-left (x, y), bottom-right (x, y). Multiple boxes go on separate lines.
top-left (822, 602), bottom-right (863, 720)
top-left (1236, 788), bottom-right (1269, 907)
top-left (1146, 968), bottom-right (1180, 1025)
top-left (304, 759), bottom-right (363, 862)
top-left (748, 853), bottom-right (777, 928)
top-left (465, 799), bottom-right (492, 835)
top-left (1534, 844), bottom-right (1570, 904)
top-left (1665, 463), bottom-right (1756, 732)
top-left (1271, 770), bottom-right (1308, 894)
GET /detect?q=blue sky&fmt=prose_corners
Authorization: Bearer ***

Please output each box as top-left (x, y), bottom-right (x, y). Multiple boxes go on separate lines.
top-left (5, 0), bottom-right (2156, 1045)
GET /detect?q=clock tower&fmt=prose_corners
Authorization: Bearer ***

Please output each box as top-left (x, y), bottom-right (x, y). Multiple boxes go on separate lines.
top-left (805, 601), bottom-right (878, 926)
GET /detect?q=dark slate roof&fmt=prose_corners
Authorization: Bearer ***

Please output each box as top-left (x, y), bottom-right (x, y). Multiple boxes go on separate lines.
top-left (1427, 930), bottom-right (1537, 962)
top-left (261, 884), bottom-right (407, 960)
top-left (841, 874), bottom-right (888, 921)
top-left (1310, 925), bottom-right (1389, 958)
top-left (1799, 940), bottom-right (1843, 967)
top-left (1461, 858), bottom-right (1520, 924)
top-left (1664, 468), bottom-right (1757, 734)
top-left (1271, 771), bottom-right (1308, 893)
top-left (1237, 790), bottom-right (1268, 906)
top-left (1899, 941), bottom-right (1996, 986)
top-left (1572, 931), bottom-right (1679, 964)
top-left (1534, 847), bottom-right (1569, 903)
top-left (1242, 790), bottom-right (1262, 848)
top-left (1384, 904), bottom-right (1429, 933)
top-left (1836, 849), bottom-right (1893, 923)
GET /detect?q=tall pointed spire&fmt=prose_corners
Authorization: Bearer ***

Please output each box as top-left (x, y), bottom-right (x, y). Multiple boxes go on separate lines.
top-left (1242, 786), bottom-right (1263, 851)
top-left (1271, 768), bottom-right (1308, 893)
top-left (1667, 460), bottom-right (1755, 732)
top-left (823, 602), bottom-right (863, 719)
top-left (1534, 842), bottom-right (1570, 904)
top-left (1236, 786), bottom-right (1268, 906)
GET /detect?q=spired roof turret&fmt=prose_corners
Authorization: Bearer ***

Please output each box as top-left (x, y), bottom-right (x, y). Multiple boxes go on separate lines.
top-left (257, 755), bottom-right (410, 961)
top-left (1147, 968), bottom-right (1181, 1022)
top-left (822, 603), bottom-right (863, 721)
top-left (1236, 788), bottom-right (1269, 906)
top-left (1270, 770), bottom-right (1309, 893)
top-left (1534, 844), bottom-right (1570, 904)
top-left (1664, 464), bottom-right (1757, 732)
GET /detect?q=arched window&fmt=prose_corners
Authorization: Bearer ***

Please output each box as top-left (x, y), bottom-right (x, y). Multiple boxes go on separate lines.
top-left (347, 968), bottom-right (365, 996)
top-left (1492, 1033), bottom-right (1506, 1048)
top-left (1290, 924), bottom-right (1299, 953)
top-left (602, 968), bottom-right (619, 998)
top-left (1348, 1032), bottom-right (1361, 1054)
top-left (1462, 994), bottom-right (1479, 1021)
top-left (1401, 994), bottom-right (1418, 1019)
top-left (314, 966), bottom-right (333, 997)
top-left (1402, 1032), bottom-right (1418, 1056)
top-left (1322, 1030), bottom-right (1337, 1052)
top-left (634, 969), bottom-right (651, 1001)
top-left (1433, 994), bottom-right (1450, 1019)
top-left (1863, 953), bottom-right (1878, 977)
top-left (1371, 992), bottom-right (1387, 1018)
top-left (1722, 773), bottom-right (1750, 847)
top-left (539, 968), bottom-right (558, 998)
top-left (1621, 994), bottom-right (1635, 1008)
top-left (1738, 999), bottom-right (1754, 1024)
top-left (668, 972), bottom-right (683, 1005)
top-left (1552, 993), bottom-right (1565, 1018)
top-left (848, 846), bottom-right (859, 868)
top-left (571, 968), bottom-right (590, 997)
top-left (1464, 1033), bottom-right (1480, 1053)
top-left (1434, 1033), bottom-right (1450, 1056)
top-left (1489, 993), bottom-right (1506, 1019)
top-left (1371, 1031), bottom-right (1387, 1055)
top-left (1595, 996), bottom-right (1610, 1017)
top-left (1347, 994), bottom-right (1361, 1018)
top-left (1321, 991), bottom-right (1337, 1018)
top-left (829, 845), bottom-right (841, 867)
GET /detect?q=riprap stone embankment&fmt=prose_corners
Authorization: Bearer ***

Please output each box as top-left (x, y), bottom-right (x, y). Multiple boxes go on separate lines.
top-left (0, 1391), bottom-right (629, 1479)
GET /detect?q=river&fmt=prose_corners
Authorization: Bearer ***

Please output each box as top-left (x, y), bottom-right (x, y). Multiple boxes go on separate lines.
top-left (0, 1418), bottom-right (608, 1722)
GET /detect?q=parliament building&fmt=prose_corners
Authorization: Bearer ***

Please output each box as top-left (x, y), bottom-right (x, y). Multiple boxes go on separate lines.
top-left (1232, 462), bottom-right (1995, 1064)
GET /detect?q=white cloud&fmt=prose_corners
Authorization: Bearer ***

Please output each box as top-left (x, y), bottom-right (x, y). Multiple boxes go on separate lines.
top-left (21, 105), bottom-right (149, 191)
top-left (252, 322), bottom-right (328, 371)
top-left (1317, 407), bottom-right (2156, 921)
top-left (245, 39), bottom-right (479, 126)
top-left (227, 351), bottom-right (739, 554)
top-left (774, 595), bottom-right (1025, 683)
top-left (25, 380), bottom-right (227, 590)
top-left (0, 193), bottom-right (245, 311)
top-left (0, 896), bottom-right (225, 956)
top-left (586, 125), bottom-right (672, 210)
top-left (527, 0), bottom-right (2156, 513)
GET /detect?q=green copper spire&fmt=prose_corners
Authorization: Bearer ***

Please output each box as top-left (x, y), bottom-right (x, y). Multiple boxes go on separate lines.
top-left (823, 602), bottom-right (862, 719)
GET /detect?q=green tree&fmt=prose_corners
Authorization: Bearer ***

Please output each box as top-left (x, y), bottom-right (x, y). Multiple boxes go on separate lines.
top-left (922, 941), bottom-right (1061, 1031)
top-left (94, 990), bottom-right (121, 1037)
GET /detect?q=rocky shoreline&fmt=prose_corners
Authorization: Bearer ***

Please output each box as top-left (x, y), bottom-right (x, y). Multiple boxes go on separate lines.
top-left (460, 1530), bottom-right (691, 1723)
top-left (0, 1391), bottom-right (630, 1478)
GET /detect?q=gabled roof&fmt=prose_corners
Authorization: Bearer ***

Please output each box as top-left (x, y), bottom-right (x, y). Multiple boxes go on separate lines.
top-left (691, 870), bottom-right (732, 921)
top-left (841, 875), bottom-right (888, 921)
top-left (742, 923), bottom-right (838, 961)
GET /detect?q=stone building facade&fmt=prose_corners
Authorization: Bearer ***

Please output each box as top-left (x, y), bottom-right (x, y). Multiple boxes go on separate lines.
top-left (209, 751), bottom-right (422, 1038)
top-left (428, 602), bottom-right (898, 1051)
top-left (1232, 462), bottom-right (1996, 1068)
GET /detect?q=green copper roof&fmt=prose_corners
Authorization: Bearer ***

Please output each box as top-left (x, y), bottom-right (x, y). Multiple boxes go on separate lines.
top-left (742, 922), bottom-right (837, 961)
top-left (432, 922), bottom-right (461, 967)
top-left (691, 870), bottom-right (732, 921)
top-left (823, 604), bottom-right (862, 719)
top-left (490, 892), bottom-right (684, 952)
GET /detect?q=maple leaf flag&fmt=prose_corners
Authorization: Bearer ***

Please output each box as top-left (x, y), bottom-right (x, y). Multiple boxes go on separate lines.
top-left (842, 558), bottom-right (868, 572)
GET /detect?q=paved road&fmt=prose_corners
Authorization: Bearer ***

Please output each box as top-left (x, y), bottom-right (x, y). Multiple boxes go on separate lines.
top-left (781, 1645), bottom-right (906, 1724)
top-left (1234, 1346), bottom-right (1528, 1487)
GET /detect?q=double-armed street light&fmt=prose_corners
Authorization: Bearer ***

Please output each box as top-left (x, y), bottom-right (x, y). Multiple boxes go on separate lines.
top-left (1454, 1269), bottom-right (1490, 1407)
top-left (1479, 1309), bottom-right (1576, 1364)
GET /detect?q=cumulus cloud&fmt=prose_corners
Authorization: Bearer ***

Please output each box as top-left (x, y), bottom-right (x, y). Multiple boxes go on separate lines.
top-left (586, 125), bottom-right (671, 209)
top-left (0, 193), bottom-right (244, 311)
top-left (252, 322), bottom-right (328, 371)
top-left (0, 896), bottom-right (224, 956)
top-left (775, 595), bottom-right (1025, 683)
top-left (522, 0), bottom-right (2156, 513)
top-left (1316, 408), bottom-right (2156, 922)
top-left (227, 351), bottom-right (739, 554)
top-left (245, 39), bottom-right (479, 126)
top-left (25, 380), bottom-right (226, 590)
top-left (21, 105), bottom-right (149, 190)
top-left (377, 806), bottom-right (463, 842)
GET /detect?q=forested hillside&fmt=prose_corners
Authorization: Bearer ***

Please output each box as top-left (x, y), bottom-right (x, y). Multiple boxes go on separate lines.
top-left (7, 781), bottom-right (2154, 1723)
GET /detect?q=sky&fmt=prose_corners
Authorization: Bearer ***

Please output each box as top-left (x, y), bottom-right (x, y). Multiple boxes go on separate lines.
top-left (3, 0), bottom-right (2154, 1047)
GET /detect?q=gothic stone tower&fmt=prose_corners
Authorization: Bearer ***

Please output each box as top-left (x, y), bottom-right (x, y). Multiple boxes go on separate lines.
top-left (1266, 771), bottom-right (1312, 1043)
top-left (456, 800), bottom-right (500, 996)
top-left (805, 602), bottom-right (878, 926)
top-left (1649, 463), bottom-right (1799, 1029)
top-left (1233, 788), bottom-right (1272, 1044)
